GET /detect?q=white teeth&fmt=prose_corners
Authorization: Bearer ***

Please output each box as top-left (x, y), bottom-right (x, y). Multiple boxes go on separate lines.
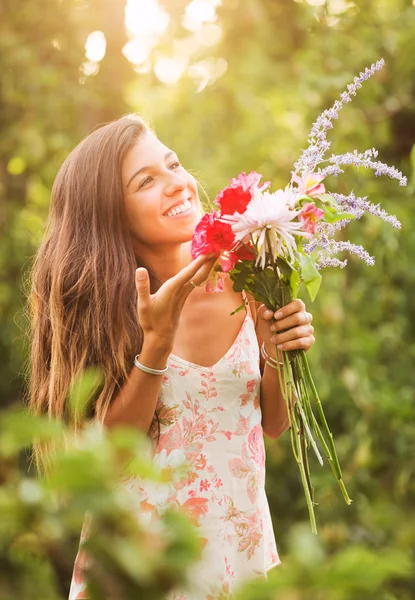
top-left (165, 199), bottom-right (191, 217)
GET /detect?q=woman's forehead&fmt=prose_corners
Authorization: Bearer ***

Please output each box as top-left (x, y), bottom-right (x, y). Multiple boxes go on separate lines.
top-left (124, 133), bottom-right (173, 170)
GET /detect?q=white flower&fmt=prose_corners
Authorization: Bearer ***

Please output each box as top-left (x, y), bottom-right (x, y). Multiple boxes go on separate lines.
top-left (224, 187), bottom-right (308, 268)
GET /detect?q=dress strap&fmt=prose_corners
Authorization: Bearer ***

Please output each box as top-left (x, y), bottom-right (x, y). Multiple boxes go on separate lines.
top-left (241, 290), bottom-right (252, 318)
top-left (241, 290), bottom-right (257, 325)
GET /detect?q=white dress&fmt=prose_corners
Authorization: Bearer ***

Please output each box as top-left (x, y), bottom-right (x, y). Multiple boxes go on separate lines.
top-left (69, 292), bottom-right (280, 600)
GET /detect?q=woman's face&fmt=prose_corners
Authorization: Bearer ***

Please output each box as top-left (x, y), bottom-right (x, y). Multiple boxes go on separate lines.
top-left (122, 131), bottom-right (201, 251)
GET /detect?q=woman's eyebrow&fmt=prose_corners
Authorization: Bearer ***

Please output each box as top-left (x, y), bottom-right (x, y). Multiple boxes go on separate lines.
top-left (126, 151), bottom-right (176, 189)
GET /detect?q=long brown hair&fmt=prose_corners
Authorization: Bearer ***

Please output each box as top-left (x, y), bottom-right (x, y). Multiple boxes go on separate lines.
top-left (25, 114), bottom-right (150, 474)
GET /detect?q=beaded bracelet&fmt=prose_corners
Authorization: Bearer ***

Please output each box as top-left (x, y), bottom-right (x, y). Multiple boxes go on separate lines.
top-left (134, 354), bottom-right (168, 375)
top-left (260, 342), bottom-right (284, 369)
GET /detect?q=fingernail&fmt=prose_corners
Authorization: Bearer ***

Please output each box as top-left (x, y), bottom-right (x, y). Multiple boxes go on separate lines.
top-left (277, 344), bottom-right (284, 349)
top-left (264, 310), bottom-right (273, 318)
top-left (274, 311), bottom-right (283, 319)
top-left (136, 269), bottom-right (146, 280)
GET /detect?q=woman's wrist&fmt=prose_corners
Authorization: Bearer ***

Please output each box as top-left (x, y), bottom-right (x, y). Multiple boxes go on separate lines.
top-left (262, 342), bottom-right (284, 364)
top-left (139, 334), bottom-right (173, 369)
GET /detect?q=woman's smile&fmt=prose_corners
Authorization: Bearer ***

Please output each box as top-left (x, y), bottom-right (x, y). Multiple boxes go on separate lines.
top-left (163, 198), bottom-right (194, 218)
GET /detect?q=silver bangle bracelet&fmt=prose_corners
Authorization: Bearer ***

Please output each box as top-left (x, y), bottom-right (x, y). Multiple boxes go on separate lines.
top-left (134, 354), bottom-right (168, 375)
top-left (261, 342), bottom-right (284, 368)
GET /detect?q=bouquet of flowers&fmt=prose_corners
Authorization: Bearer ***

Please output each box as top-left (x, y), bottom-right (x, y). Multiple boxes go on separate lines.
top-left (191, 59), bottom-right (407, 533)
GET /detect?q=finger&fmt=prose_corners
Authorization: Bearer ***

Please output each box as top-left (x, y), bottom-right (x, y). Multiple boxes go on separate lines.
top-left (172, 253), bottom-right (216, 289)
top-left (135, 268), bottom-right (151, 312)
top-left (273, 335), bottom-right (315, 352)
top-left (270, 324), bottom-right (314, 346)
top-left (270, 311), bottom-right (312, 333)
top-left (257, 304), bottom-right (274, 321)
top-left (188, 256), bottom-right (219, 288)
top-left (273, 299), bottom-right (306, 320)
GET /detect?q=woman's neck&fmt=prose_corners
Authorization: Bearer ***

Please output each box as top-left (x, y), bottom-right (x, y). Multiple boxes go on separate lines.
top-left (135, 241), bottom-right (194, 284)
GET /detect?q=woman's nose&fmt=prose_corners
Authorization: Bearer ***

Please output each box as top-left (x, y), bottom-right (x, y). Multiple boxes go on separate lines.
top-left (164, 171), bottom-right (187, 196)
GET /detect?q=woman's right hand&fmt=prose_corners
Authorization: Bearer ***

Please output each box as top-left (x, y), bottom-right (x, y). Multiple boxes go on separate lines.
top-left (134, 254), bottom-right (217, 350)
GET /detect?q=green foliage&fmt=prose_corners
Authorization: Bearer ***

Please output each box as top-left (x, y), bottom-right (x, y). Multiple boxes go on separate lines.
top-left (1, 0), bottom-right (415, 597)
top-left (0, 403), bottom-right (201, 599)
top-left (236, 524), bottom-right (413, 600)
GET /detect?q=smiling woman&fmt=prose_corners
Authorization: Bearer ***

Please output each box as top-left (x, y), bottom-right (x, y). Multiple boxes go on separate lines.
top-left (122, 131), bottom-right (201, 259)
top-left (27, 113), bottom-right (315, 600)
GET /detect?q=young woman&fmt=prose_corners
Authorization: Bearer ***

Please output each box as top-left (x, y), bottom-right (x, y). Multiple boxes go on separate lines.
top-left (28, 114), bottom-right (315, 599)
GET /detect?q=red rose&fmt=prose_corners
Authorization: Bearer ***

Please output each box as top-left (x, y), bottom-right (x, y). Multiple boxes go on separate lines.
top-left (191, 211), bottom-right (236, 258)
top-left (216, 171), bottom-right (268, 216)
top-left (234, 243), bottom-right (255, 261)
top-left (216, 185), bottom-right (252, 216)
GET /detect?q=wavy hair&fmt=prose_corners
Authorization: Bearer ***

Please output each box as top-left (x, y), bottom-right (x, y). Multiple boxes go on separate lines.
top-left (25, 114), bottom-right (152, 474)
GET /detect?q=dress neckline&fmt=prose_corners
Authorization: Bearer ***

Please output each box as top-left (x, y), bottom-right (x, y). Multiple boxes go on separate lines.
top-left (169, 292), bottom-right (252, 371)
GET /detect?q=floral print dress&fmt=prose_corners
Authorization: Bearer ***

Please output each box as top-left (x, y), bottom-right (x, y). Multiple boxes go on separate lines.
top-left (69, 292), bottom-right (280, 600)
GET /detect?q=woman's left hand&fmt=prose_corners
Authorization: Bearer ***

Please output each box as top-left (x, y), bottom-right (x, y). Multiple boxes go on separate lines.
top-left (257, 299), bottom-right (315, 353)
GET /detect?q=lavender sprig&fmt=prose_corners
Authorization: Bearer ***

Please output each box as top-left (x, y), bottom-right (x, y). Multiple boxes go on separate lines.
top-left (294, 58), bottom-right (406, 269)
top-left (331, 192), bottom-right (402, 228)
top-left (294, 59), bottom-right (385, 176)
top-left (319, 149), bottom-right (407, 186)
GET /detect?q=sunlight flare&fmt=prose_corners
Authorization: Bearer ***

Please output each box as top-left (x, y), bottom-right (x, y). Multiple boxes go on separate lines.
top-left (85, 31), bottom-right (106, 63)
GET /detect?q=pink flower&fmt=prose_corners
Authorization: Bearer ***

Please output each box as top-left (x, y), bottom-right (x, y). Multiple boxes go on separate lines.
top-left (291, 171), bottom-right (326, 198)
top-left (216, 171), bottom-right (270, 216)
top-left (248, 424), bottom-right (265, 467)
top-left (299, 202), bottom-right (325, 235)
top-left (218, 252), bottom-right (238, 272)
top-left (195, 453), bottom-right (207, 470)
top-left (206, 270), bottom-right (227, 293)
top-left (191, 211), bottom-right (236, 259)
top-left (200, 479), bottom-right (210, 492)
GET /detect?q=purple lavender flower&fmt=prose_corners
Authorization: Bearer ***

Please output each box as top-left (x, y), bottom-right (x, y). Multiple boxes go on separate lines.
top-left (293, 59), bottom-right (385, 176)
top-left (319, 150), bottom-right (407, 186)
top-left (331, 192), bottom-right (402, 228)
top-left (293, 58), bottom-right (406, 270)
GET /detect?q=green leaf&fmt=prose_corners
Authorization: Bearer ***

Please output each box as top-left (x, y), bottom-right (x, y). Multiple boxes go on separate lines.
top-left (316, 193), bottom-right (338, 206)
top-left (276, 257), bottom-right (293, 276)
top-left (68, 367), bottom-right (104, 421)
top-left (322, 204), bottom-right (356, 223)
top-left (290, 269), bottom-right (300, 299)
top-left (230, 303), bottom-right (246, 316)
top-left (232, 268), bottom-right (250, 292)
top-left (298, 253), bottom-right (322, 301)
top-left (0, 408), bottom-right (64, 457)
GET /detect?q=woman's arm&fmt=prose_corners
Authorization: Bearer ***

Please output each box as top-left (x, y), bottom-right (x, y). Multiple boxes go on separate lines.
top-left (104, 335), bottom-right (171, 433)
top-left (256, 320), bottom-right (291, 440)
top-left (248, 297), bottom-right (315, 440)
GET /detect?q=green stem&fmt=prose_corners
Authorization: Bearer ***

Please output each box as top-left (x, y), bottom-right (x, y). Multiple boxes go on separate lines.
top-left (300, 351), bottom-right (342, 477)
top-left (293, 405), bottom-right (318, 534)
top-left (265, 228), bottom-right (279, 280)
top-left (300, 351), bottom-right (352, 505)
top-left (300, 419), bottom-right (316, 508)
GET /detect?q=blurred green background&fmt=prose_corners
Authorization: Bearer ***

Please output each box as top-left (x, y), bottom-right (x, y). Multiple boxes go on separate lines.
top-left (1, 0), bottom-right (414, 598)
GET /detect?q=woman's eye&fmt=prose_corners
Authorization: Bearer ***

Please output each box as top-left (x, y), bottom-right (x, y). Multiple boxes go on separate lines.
top-left (137, 176), bottom-right (152, 190)
top-left (169, 161), bottom-right (181, 169)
